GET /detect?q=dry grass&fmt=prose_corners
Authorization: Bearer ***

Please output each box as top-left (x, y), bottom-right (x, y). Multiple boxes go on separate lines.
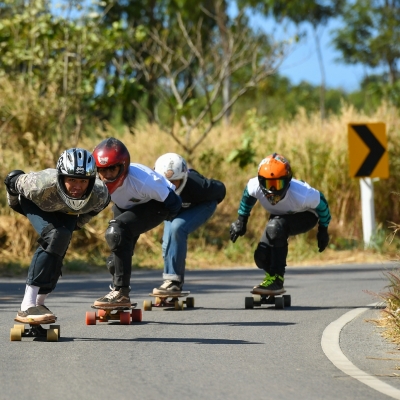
top-left (2, 102), bottom-right (400, 275)
top-left (367, 268), bottom-right (400, 345)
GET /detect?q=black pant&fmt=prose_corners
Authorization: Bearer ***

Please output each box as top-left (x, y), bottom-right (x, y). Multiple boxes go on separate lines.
top-left (255, 211), bottom-right (318, 277)
top-left (20, 197), bottom-right (76, 293)
top-left (109, 201), bottom-right (169, 287)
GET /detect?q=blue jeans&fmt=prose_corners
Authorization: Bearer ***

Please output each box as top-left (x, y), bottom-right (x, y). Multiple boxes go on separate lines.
top-left (162, 201), bottom-right (217, 282)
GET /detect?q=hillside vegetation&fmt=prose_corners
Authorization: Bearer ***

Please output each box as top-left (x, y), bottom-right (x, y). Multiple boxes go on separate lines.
top-left (1, 96), bottom-right (399, 275)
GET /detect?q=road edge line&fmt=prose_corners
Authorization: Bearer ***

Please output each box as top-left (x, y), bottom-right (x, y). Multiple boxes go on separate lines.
top-left (321, 303), bottom-right (400, 400)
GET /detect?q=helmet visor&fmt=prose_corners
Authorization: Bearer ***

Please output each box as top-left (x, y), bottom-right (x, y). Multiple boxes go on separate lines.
top-left (259, 178), bottom-right (287, 192)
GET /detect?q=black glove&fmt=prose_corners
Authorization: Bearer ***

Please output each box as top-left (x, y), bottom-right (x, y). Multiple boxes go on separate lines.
top-left (4, 170), bottom-right (25, 195)
top-left (317, 225), bottom-right (329, 252)
top-left (230, 215), bottom-right (248, 243)
top-left (165, 212), bottom-right (178, 222)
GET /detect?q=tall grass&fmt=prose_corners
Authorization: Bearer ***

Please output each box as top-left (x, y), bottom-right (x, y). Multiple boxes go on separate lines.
top-left (1, 82), bottom-right (400, 273)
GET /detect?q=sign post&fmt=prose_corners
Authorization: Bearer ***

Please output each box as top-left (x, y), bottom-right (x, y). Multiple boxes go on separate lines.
top-left (348, 123), bottom-right (389, 247)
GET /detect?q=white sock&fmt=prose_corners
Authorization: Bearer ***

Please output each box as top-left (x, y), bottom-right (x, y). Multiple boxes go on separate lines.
top-left (20, 285), bottom-right (40, 311)
top-left (36, 294), bottom-right (49, 306)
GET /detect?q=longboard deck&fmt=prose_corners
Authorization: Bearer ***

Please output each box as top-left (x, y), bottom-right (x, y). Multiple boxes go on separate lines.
top-left (91, 302), bottom-right (138, 311)
top-left (250, 289), bottom-right (286, 296)
top-left (14, 318), bottom-right (57, 325)
top-left (149, 291), bottom-right (190, 299)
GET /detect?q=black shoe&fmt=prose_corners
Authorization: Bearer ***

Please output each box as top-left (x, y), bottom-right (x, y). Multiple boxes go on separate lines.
top-left (252, 274), bottom-right (285, 295)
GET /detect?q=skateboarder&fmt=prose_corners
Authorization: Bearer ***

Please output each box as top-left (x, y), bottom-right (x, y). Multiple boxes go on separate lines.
top-left (230, 153), bottom-right (331, 295)
top-left (152, 153), bottom-right (226, 294)
top-left (4, 148), bottom-right (110, 323)
top-left (92, 138), bottom-right (182, 307)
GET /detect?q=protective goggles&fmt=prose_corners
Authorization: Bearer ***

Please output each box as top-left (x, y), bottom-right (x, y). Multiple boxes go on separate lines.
top-left (259, 178), bottom-right (287, 192)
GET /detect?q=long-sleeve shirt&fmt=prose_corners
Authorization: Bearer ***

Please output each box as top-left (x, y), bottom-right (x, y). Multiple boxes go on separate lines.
top-left (8, 168), bottom-right (110, 227)
top-left (237, 177), bottom-right (331, 227)
top-left (179, 169), bottom-right (226, 209)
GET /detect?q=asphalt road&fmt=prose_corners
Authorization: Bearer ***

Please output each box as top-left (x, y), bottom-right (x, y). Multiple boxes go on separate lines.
top-left (0, 263), bottom-right (395, 400)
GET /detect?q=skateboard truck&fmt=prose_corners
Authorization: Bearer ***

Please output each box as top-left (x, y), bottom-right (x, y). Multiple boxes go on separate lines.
top-left (10, 321), bottom-right (60, 342)
top-left (85, 303), bottom-right (142, 325)
top-left (143, 292), bottom-right (195, 311)
top-left (245, 293), bottom-right (291, 309)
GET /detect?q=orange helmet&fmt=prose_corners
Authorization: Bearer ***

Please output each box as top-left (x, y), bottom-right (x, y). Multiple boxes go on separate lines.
top-left (258, 153), bottom-right (292, 205)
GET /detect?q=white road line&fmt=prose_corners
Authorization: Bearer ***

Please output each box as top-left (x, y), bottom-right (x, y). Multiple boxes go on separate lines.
top-left (321, 303), bottom-right (400, 399)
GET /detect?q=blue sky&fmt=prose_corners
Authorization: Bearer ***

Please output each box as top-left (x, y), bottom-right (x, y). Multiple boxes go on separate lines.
top-left (228, 3), bottom-right (380, 92)
top-left (252, 16), bottom-right (366, 91)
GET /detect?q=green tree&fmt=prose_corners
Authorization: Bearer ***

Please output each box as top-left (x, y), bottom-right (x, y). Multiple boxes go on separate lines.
top-left (237, 0), bottom-right (344, 121)
top-left (0, 0), bottom-right (123, 162)
top-left (95, 0), bottom-right (219, 126)
top-left (125, 11), bottom-right (286, 160)
top-left (332, 0), bottom-right (400, 86)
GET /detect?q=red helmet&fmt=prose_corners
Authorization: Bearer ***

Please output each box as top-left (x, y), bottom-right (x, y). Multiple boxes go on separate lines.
top-left (93, 138), bottom-right (130, 194)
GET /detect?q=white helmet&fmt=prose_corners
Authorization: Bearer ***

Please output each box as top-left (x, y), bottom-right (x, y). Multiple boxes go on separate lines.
top-left (154, 153), bottom-right (188, 195)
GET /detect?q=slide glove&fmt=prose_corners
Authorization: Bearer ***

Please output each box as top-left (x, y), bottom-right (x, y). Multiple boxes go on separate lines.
top-left (165, 212), bottom-right (178, 222)
top-left (317, 225), bottom-right (329, 252)
top-left (4, 170), bottom-right (25, 195)
top-left (230, 215), bottom-right (248, 243)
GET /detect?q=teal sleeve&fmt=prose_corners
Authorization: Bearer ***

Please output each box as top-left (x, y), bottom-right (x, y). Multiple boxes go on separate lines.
top-left (315, 192), bottom-right (331, 227)
top-left (237, 186), bottom-right (257, 217)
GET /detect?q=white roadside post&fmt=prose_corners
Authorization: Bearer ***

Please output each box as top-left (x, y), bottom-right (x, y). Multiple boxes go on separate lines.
top-left (359, 178), bottom-right (375, 247)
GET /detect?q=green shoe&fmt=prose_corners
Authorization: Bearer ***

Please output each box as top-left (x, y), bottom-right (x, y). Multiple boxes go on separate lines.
top-left (252, 274), bottom-right (285, 295)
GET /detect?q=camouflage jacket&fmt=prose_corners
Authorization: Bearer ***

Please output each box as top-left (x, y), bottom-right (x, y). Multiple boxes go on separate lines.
top-left (7, 168), bottom-right (110, 228)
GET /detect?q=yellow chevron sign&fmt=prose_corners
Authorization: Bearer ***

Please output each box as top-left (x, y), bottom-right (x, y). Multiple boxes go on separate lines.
top-left (348, 123), bottom-right (389, 178)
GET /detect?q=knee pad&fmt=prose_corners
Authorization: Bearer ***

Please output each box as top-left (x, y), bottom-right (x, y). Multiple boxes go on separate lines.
top-left (254, 242), bottom-right (272, 272)
top-left (266, 218), bottom-right (288, 246)
top-left (105, 220), bottom-right (126, 251)
top-left (39, 225), bottom-right (71, 257)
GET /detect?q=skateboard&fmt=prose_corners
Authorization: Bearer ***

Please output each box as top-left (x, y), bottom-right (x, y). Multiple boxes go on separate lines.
top-left (10, 319), bottom-right (60, 342)
top-left (143, 292), bottom-right (194, 311)
top-left (245, 291), bottom-right (291, 310)
top-left (85, 303), bottom-right (142, 325)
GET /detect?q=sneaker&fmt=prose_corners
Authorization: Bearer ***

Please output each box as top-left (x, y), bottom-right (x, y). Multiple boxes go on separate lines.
top-left (36, 305), bottom-right (56, 318)
top-left (14, 306), bottom-right (54, 323)
top-left (94, 288), bottom-right (131, 308)
top-left (252, 273), bottom-right (285, 295)
top-left (153, 280), bottom-right (183, 295)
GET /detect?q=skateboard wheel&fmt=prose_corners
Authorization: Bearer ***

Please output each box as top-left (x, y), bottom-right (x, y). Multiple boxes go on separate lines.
top-left (47, 328), bottom-right (59, 342)
top-left (131, 309), bottom-right (142, 322)
top-left (119, 311), bottom-right (131, 325)
top-left (245, 297), bottom-right (254, 309)
top-left (50, 324), bottom-right (61, 338)
top-left (252, 294), bottom-right (261, 303)
top-left (154, 297), bottom-right (162, 305)
top-left (275, 297), bottom-right (284, 309)
top-left (283, 295), bottom-right (291, 307)
top-left (10, 327), bottom-right (22, 341)
top-left (98, 309), bottom-right (108, 322)
top-left (14, 324), bottom-right (25, 333)
top-left (174, 301), bottom-right (184, 311)
top-left (185, 297), bottom-right (195, 308)
top-left (143, 300), bottom-right (152, 311)
top-left (86, 311), bottom-right (97, 325)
